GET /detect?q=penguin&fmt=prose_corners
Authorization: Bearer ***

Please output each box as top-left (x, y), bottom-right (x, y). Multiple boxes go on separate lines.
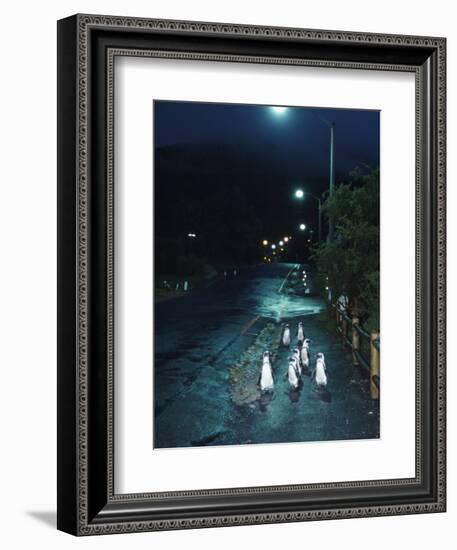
top-left (286, 357), bottom-right (300, 389)
top-left (292, 348), bottom-right (302, 376)
top-left (282, 324), bottom-right (291, 347)
top-left (300, 338), bottom-right (311, 371)
top-left (258, 351), bottom-right (274, 391)
top-left (297, 321), bottom-right (305, 345)
top-left (312, 352), bottom-right (328, 387)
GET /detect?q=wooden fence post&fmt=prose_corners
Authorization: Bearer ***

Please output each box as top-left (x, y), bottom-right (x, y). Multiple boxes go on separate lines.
top-left (370, 332), bottom-right (380, 399)
top-left (352, 317), bottom-right (360, 366)
top-left (341, 313), bottom-right (347, 342)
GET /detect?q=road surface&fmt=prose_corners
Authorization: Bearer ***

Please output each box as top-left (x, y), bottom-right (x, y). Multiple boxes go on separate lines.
top-left (154, 263), bottom-right (379, 448)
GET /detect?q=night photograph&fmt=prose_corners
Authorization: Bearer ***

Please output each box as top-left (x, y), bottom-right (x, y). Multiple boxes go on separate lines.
top-left (153, 100), bottom-right (380, 449)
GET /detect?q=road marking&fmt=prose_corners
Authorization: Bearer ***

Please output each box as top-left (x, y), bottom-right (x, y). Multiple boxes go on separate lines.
top-left (240, 316), bottom-right (260, 335)
top-left (277, 264), bottom-right (299, 294)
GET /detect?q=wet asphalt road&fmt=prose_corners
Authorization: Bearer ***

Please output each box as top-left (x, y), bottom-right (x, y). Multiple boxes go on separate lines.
top-left (154, 263), bottom-right (379, 448)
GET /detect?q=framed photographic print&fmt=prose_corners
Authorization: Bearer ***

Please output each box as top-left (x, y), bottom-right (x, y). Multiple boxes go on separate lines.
top-left (57, 14), bottom-right (446, 535)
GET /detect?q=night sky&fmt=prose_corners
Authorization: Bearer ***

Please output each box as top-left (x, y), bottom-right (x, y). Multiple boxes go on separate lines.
top-left (154, 100), bottom-right (379, 268)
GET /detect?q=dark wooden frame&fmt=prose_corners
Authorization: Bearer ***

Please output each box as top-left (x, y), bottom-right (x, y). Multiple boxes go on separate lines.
top-left (57, 14), bottom-right (446, 535)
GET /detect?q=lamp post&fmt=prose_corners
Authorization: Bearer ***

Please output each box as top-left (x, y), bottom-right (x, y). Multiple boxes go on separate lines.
top-left (313, 115), bottom-right (335, 241)
top-left (187, 233), bottom-right (197, 253)
top-left (328, 122), bottom-right (335, 241)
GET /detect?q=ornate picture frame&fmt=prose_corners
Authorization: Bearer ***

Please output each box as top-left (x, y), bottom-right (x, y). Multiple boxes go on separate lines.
top-left (57, 14), bottom-right (446, 535)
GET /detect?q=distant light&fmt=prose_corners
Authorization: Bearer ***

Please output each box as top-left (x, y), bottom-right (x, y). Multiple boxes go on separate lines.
top-left (273, 252), bottom-right (276, 255)
top-left (187, 233), bottom-right (197, 238)
top-left (279, 240), bottom-right (284, 246)
top-left (280, 248), bottom-right (284, 251)
top-left (271, 106), bottom-right (287, 114)
top-left (299, 224), bottom-right (306, 231)
top-left (325, 286), bottom-right (329, 291)
top-left (284, 237), bottom-right (289, 243)
top-left (295, 189), bottom-right (304, 199)
top-left (271, 244), bottom-right (276, 250)
top-left (262, 239), bottom-right (268, 246)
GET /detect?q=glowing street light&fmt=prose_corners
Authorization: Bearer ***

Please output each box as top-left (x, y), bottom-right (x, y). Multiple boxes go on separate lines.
top-left (271, 106), bottom-right (287, 114)
top-left (187, 233), bottom-right (197, 238)
top-left (295, 189), bottom-right (304, 199)
top-left (299, 224), bottom-right (306, 231)
top-left (284, 236), bottom-right (289, 243)
top-left (279, 240), bottom-right (284, 246)
top-left (271, 244), bottom-right (276, 250)
top-left (262, 239), bottom-right (268, 246)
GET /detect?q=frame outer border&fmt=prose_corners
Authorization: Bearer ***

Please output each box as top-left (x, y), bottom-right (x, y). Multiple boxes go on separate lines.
top-left (67, 13), bottom-right (446, 535)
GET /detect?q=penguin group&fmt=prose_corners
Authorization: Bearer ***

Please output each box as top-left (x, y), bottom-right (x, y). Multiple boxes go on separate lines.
top-left (257, 321), bottom-right (329, 394)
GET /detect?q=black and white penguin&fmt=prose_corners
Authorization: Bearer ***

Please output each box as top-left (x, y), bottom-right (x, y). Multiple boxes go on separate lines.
top-left (297, 321), bottom-right (305, 345)
top-left (312, 352), bottom-right (328, 387)
top-left (282, 324), bottom-right (291, 347)
top-left (292, 348), bottom-right (302, 376)
top-left (286, 357), bottom-right (300, 389)
top-left (258, 351), bottom-right (274, 391)
top-left (300, 338), bottom-right (311, 371)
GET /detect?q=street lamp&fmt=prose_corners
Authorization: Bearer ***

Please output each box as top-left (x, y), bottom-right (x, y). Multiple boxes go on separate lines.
top-left (279, 240), bottom-right (284, 246)
top-left (271, 106), bottom-right (287, 114)
top-left (294, 188), bottom-right (322, 243)
top-left (262, 239), bottom-right (268, 246)
top-left (299, 223), bottom-right (306, 231)
top-left (187, 233), bottom-right (196, 253)
top-left (272, 108), bottom-right (335, 242)
top-left (284, 236), bottom-right (289, 243)
top-left (271, 244), bottom-right (276, 250)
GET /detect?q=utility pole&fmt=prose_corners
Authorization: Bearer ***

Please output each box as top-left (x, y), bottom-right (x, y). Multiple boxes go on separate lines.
top-left (328, 122), bottom-right (335, 242)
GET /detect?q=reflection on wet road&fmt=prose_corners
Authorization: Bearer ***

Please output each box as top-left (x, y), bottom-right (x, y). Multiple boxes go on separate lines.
top-left (154, 263), bottom-right (379, 448)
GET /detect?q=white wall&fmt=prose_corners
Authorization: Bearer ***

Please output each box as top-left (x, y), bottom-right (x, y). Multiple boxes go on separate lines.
top-left (0, 0), bottom-right (454, 547)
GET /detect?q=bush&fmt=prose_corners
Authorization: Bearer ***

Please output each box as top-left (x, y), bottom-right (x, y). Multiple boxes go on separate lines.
top-left (312, 166), bottom-right (380, 330)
